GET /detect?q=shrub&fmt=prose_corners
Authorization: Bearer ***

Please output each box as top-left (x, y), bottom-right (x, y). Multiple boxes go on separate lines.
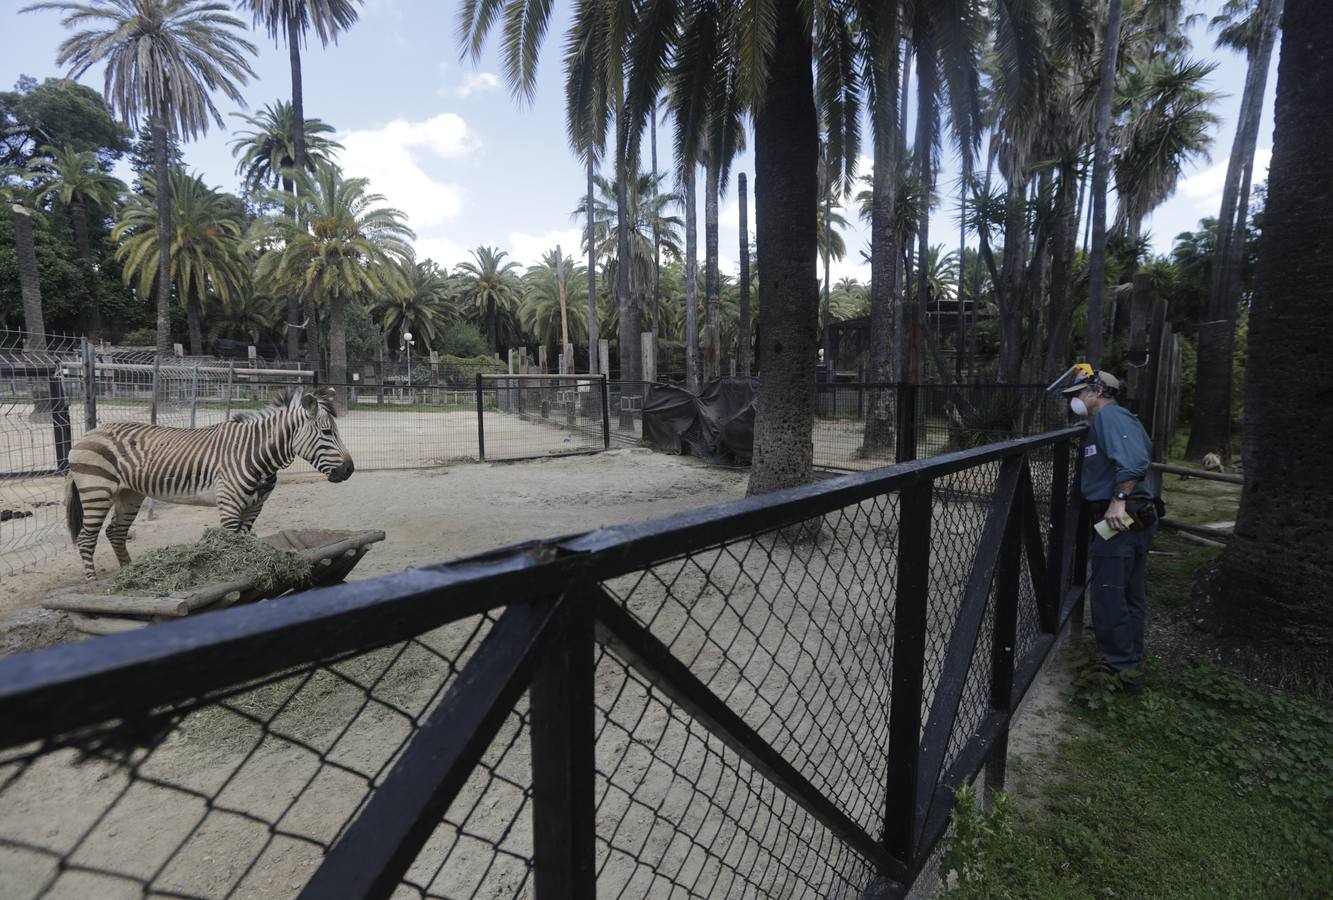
top-left (441, 323), bottom-right (488, 358)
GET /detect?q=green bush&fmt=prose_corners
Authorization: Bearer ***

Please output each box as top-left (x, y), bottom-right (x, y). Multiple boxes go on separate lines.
top-left (441, 323), bottom-right (488, 358)
top-left (121, 327), bottom-right (157, 346)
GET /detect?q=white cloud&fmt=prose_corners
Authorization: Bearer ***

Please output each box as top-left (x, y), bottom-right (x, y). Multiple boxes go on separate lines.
top-left (507, 227), bottom-right (587, 267)
top-left (457, 72), bottom-right (501, 98)
top-left (338, 114), bottom-right (479, 228)
top-left (718, 253), bottom-right (739, 277)
top-left (414, 235), bottom-right (472, 269)
top-left (1180, 147), bottom-right (1271, 211)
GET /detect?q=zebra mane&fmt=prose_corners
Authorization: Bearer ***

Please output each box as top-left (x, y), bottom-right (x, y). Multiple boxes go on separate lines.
top-left (230, 388), bottom-right (339, 423)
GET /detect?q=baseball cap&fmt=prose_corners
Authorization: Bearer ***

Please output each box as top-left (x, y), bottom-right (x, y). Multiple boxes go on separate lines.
top-left (1060, 368), bottom-right (1121, 396)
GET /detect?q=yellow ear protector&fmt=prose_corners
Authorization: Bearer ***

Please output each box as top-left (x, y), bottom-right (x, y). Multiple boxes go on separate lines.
top-left (1072, 363), bottom-right (1096, 380)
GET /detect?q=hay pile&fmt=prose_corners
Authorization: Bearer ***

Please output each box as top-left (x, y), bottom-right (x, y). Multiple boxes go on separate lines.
top-left (111, 528), bottom-right (312, 596)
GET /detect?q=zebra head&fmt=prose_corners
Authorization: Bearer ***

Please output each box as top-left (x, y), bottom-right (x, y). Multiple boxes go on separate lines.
top-left (291, 388), bottom-right (355, 482)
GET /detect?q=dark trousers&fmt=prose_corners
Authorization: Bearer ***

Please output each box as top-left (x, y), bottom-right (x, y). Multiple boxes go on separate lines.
top-left (1089, 519), bottom-right (1158, 672)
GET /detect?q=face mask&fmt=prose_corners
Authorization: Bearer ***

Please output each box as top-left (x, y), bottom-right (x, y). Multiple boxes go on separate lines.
top-left (1070, 396), bottom-right (1089, 417)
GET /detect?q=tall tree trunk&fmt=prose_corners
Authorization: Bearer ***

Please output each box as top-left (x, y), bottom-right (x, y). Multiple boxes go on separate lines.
top-left (328, 292), bottom-right (348, 389)
top-left (704, 150), bottom-right (721, 381)
top-left (151, 113), bottom-right (174, 358)
top-left (614, 104), bottom-right (641, 395)
top-left (283, 174), bottom-right (300, 360)
top-left (1187, 0), bottom-right (1283, 461)
top-left (912, 64), bottom-right (932, 384)
top-left (684, 162), bottom-right (699, 391)
top-left (956, 159), bottom-right (969, 382)
top-left (864, 23), bottom-right (901, 456)
top-left (821, 164), bottom-right (831, 365)
top-left (1206, 0), bottom-right (1332, 695)
top-left (1085, 0), bottom-right (1124, 368)
top-left (1043, 159), bottom-right (1079, 379)
top-left (651, 101), bottom-right (661, 347)
top-left (287, 21), bottom-right (307, 362)
top-left (186, 279), bottom-right (205, 357)
top-left (586, 155), bottom-right (598, 374)
top-left (288, 18), bottom-right (306, 175)
top-left (12, 204), bottom-right (46, 347)
top-left (556, 247), bottom-right (571, 370)
top-left (747, 0), bottom-right (819, 496)
top-left (487, 296), bottom-right (498, 355)
top-left (738, 171), bottom-right (752, 376)
top-left (69, 196), bottom-right (101, 341)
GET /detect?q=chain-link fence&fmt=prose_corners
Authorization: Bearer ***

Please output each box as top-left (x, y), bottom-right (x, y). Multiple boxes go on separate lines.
top-left (812, 381), bottom-right (1070, 471)
top-left (0, 426), bottom-right (1089, 899)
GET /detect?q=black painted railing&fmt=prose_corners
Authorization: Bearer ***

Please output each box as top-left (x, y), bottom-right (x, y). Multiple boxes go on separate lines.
top-left (0, 426), bottom-right (1089, 899)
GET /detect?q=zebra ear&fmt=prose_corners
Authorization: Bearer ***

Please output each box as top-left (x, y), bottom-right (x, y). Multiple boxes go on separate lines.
top-left (301, 393), bottom-right (319, 417)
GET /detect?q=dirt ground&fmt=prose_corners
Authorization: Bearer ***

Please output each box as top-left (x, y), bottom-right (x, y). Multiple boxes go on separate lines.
top-left (0, 449), bottom-right (748, 641)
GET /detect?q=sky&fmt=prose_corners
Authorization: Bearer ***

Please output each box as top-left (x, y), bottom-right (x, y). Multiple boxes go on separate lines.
top-left (4, 0), bottom-right (1279, 286)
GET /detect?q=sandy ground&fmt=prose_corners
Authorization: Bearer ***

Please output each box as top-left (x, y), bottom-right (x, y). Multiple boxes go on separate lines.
top-left (0, 447), bottom-right (1076, 900)
top-left (1, 449), bottom-right (746, 631)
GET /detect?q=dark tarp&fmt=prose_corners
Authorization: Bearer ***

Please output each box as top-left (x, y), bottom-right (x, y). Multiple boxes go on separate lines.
top-left (642, 377), bottom-right (758, 464)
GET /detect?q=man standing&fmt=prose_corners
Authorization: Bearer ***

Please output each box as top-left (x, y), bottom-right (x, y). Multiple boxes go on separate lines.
top-left (1062, 368), bottom-right (1160, 692)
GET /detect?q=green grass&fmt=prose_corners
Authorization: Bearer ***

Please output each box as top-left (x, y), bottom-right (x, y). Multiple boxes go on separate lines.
top-left (1159, 462), bottom-right (1242, 527)
top-left (939, 535), bottom-right (1333, 898)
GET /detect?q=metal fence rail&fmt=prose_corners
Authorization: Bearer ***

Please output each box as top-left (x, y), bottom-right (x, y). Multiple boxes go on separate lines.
top-left (0, 426), bottom-right (1089, 899)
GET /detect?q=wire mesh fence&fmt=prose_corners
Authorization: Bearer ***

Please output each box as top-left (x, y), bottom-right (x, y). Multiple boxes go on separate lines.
top-left (0, 427), bottom-right (1088, 899)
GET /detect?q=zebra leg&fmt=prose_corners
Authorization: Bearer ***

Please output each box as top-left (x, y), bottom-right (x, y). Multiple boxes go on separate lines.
top-left (238, 477), bottom-right (276, 534)
top-left (74, 484), bottom-right (115, 580)
top-left (106, 490), bottom-right (145, 567)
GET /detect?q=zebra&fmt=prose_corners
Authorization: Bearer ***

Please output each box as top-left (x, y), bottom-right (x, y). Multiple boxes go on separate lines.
top-left (65, 387), bottom-right (354, 580)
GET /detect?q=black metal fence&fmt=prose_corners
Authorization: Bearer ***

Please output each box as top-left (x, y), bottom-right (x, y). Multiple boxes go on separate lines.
top-left (0, 426), bottom-right (1089, 898)
top-left (813, 381), bottom-right (1070, 471)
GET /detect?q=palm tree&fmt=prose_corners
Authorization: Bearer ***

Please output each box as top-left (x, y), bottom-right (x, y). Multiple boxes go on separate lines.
top-left (25, 0), bottom-right (257, 357)
top-left (114, 169), bottom-right (249, 355)
top-left (1086, 0), bottom-right (1126, 367)
top-left (238, 0), bottom-right (359, 189)
top-left (230, 101), bottom-right (342, 195)
top-left (1188, 0), bottom-right (1283, 461)
top-left (210, 286), bottom-right (281, 345)
top-left (371, 259), bottom-right (458, 354)
top-left (574, 171), bottom-right (684, 331)
top-left (521, 248), bottom-right (589, 361)
top-left (25, 144), bottom-right (126, 339)
top-left (1, 168), bottom-right (47, 349)
top-left (1208, 0), bottom-right (1332, 696)
top-left (453, 246), bottom-right (521, 357)
top-left (253, 162), bottom-right (413, 387)
top-left (461, 0), bottom-right (879, 493)
top-left (231, 100), bottom-right (343, 359)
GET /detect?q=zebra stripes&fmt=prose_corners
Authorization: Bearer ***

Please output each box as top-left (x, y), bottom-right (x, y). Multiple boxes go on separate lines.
top-left (66, 388), bottom-right (354, 579)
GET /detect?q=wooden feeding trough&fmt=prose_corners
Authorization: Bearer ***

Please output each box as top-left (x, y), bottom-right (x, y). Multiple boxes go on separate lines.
top-left (44, 529), bottom-right (386, 636)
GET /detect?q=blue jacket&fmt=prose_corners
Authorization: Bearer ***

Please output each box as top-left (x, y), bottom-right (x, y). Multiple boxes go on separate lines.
top-left (1080, 404), bottom-right (1154, 501)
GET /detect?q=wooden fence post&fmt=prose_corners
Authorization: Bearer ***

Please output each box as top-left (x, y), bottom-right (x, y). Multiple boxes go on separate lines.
top-left (224, 361), bottom-right (234, 420)
top-left (189, 364), bottom-right (199, 429)
top-left (81, 338), bottom-right (97, 434)
top-left (430, 351), bottom-right (441, 406)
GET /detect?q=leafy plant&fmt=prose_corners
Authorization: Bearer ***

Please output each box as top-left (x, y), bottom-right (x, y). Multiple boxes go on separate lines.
top-left (940, 782), bottom-right (1017, 897)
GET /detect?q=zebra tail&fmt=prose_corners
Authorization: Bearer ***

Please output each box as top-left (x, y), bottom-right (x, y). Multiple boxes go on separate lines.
top-left (65, 478), bottom-right (83, 544)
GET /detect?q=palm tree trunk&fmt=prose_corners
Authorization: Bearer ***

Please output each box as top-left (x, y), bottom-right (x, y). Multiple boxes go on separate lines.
top-left (704, 151), bottom-right (721, 381)
top-left (651, 101), bottom-right (661, 347)
top-left (738, 171), bottom-right (752, 376)
top-left (329, 292), bottom-right (348, 390)
top-left (12, 203), bottom-right (46, 348)
top-left (912, 64), bottom-right (932, 384)
top-left (1043, 159), bottom-right (1079, 379)
top-left (69, 196), bottom-right (102, 341)
top-left (1085, 0), bottom-right (1124, 368)
top-left (151, 113), bottom-right (174, 358)
top-left (487, 296), bottom-right (498, 355)
top-left (956, 158), bottom-right (970, 382)
top-left (288, 18), bottom-right (306, 175)
top-left (821, 164), bottom-right (831, 365)
top-left (614, 102), bottom-right (641, 395)
top-left (1187, 0), bottom-right (1283, 461)
top-left (586, 155), bottom-right (598, 374)
top-left (684, 162), bottom-right (699, 392)
top-left (1207, 0), bottom-right (1333, 695)
top-left (747, 0), bottom-right (819, 496)
top-left (282, 175), bottom-right (300, 360)
top-left (556, 249), bottom-right (571, 371)
top-left (186, 279), bottom-right (205, 357)
top-left (864, 23), bottom-right (901, 456)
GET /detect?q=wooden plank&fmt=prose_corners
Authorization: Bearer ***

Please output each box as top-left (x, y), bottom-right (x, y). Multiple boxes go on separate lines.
top-left (44, 592), bottom-right (189, 618)
top-left (1151, 462), bottom-right (1243, 485)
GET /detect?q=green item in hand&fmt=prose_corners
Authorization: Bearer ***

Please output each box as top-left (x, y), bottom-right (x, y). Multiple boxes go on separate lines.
top-left (110, 528), bottom-right (312, 596)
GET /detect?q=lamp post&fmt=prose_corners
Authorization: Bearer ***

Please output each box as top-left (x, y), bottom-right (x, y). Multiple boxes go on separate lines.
top-left (401, 331), bottom-right (416, 404)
